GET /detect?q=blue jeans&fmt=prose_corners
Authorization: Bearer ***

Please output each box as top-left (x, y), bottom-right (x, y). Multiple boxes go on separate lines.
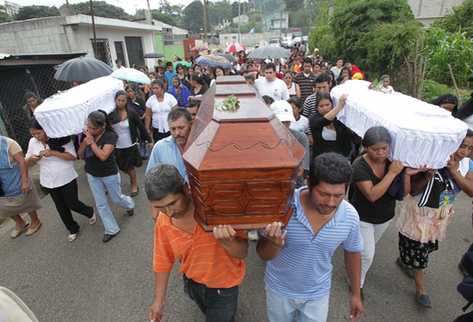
top-left (86, 174), bottom-right (134, 235)
top-left (266, 288), bottom-right (330, 322)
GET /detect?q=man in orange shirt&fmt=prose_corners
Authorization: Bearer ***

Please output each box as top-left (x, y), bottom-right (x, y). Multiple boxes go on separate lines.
top-left (145, 164), bottom-right (249, 322)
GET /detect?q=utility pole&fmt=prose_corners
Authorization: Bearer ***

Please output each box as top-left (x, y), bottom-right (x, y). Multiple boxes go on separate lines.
top-left (90, 0), bottom-right (97, 58)
top-left (145, 0), bottom-right (152, 24)
top-left (202, 0), bottom-right (208, 43)
top-left (238, 0), bottom-right (241, 43)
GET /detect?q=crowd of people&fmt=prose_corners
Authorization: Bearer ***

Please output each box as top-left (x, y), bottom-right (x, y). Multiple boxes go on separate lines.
top-left (1, 45), bottom-right (473, 322)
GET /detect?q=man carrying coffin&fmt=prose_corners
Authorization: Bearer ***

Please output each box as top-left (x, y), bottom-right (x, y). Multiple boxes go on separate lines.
top-left (257, 153), bottom-right (364, 322)
top-left (146, 165), bottom-right (249, 322)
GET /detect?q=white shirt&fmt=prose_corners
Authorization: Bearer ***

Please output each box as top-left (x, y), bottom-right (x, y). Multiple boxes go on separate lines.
top-left (287, 82), bottom-right (297, 96)
top-left (330, 66), bottom-right (342, 79)
top-left (112, 119), bottom-right (134, 149)
top-left (290, 115), bottom-right (309, 134)
top-left (379, 85), bottom-right (394, 94)
top-left (322, 127), bottom-right (337, 141)
top-left (146, 93), bottom-right (178, 133)
top-left (26, 138), bottom-right (78, 189)
top-left (255, 77), bottom-right (289, 102)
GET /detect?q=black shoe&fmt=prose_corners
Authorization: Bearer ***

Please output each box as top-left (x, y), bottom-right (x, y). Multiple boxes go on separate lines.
top-left (126, 209), bottom-right (134, 217)
top-left (102, 232), bottom-right (119, 243)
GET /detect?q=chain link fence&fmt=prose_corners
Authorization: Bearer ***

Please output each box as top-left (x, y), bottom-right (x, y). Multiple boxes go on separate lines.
top-left (0, 64), bottom-right (70, 150)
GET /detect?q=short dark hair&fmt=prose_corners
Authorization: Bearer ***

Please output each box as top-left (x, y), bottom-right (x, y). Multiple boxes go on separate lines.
top-left (264, 63), bottom-right (276, 72)
top-left (145, 164), bottom-right (186, 201)
top-left (315, 73), bottom-right (331, 84)
top-left (362, 126), bottom-right (392, 147)
top-left (151, 79), bottom-right (165, 89)
top-left (303, 58), bottom-right (313, 65)
top-left (466, 129), bottom-right (473, 138)
top-left (309, 153), bottom-right (352, 188)
top-left (316, 93), bottom-right (333, 107)
top-left (167, 108), bottom-right (192, 123)
top-left (166, 62), bottom-right (173, 67)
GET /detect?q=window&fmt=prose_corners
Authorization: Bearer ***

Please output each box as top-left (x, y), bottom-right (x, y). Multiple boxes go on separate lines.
top-left (163, 28), bottom-right (174, 45)
top-left (114, 41), bottom-right (127, 67)
top-left (91, 39), bottom-right (112, 66)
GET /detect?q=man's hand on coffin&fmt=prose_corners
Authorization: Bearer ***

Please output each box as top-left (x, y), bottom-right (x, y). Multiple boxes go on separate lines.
top-left (338, 94), bottom-right (348, 108)
top-left (213, 225), bottom-right (237, 241)
top-left (262, 222), bottom-right (286, 247)
top-left (388, 160), bottom-right (404, 175)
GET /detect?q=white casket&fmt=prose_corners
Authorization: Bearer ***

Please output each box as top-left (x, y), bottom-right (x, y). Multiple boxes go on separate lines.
top-left (331, 80), bottom-right (468, 169)
top-left (34, 76), bottom-right (123, 138)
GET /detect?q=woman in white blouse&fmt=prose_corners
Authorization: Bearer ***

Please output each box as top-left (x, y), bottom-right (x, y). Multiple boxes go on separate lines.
top-left (144, 79), bottom-right (178, 143)
top-left (26, 120), bottom-right (95, 242)
top-left (283, 72), bottom-right (301, 98)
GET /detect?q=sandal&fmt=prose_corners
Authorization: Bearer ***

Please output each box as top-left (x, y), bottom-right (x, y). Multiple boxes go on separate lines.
top-left (10, 223), bottom-right (30, 239)
top-left (25, 221), bottom-right (42, 236)
top-left (130, 188), bottom-right (139, 197)
top-left (416, 293), bottom-right (432, 308)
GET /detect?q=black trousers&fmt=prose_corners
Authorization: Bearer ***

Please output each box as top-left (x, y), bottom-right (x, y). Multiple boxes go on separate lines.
top-left (46, 179), bottom-right (94, 234)
top-left (183, 275), bottom-right (238, 322)
top-left (152, 129), bottom-right (170, 143)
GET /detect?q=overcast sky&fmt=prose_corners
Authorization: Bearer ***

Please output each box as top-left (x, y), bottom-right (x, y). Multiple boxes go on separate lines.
top-left (13, 0), bottom-right (197, 14)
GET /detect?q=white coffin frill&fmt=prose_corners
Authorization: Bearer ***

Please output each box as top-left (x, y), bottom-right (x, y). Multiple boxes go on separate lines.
top-left (34, 76), bottom-right (124, 138)
top-left (331, 80), bottom-right (468, 169)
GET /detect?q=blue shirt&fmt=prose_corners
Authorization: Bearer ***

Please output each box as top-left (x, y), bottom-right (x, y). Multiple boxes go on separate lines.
top-left (146, 136), bottom-right (188, 182)
top-left (265, 187), bottom-right (363, 299)
top-left (164, 70), bottom-right (176, 90)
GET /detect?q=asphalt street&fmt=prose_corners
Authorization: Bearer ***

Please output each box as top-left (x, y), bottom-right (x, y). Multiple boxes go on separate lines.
top-left (1, 164), bottom-right (471, 322)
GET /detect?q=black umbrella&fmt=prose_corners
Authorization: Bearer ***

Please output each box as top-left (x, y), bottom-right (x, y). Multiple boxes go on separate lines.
top-left (54, 57), bottom-right (113, 82)
top-left (144, 53), bottom-right (164, 59)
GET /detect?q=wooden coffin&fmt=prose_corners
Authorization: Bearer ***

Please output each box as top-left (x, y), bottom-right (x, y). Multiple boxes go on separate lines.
top-left (183, 76), bottom-right (304, 230)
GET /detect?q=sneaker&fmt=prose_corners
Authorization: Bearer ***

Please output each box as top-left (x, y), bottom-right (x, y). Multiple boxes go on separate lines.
top-left (88, 213), bottom-right (97, 225)
top-left (102, 232), bottom-right (119, 243)
top-left (126, 209), bottom-right (134, 217)
top-left (25, 221), bottom-right (42, 236)
top-left (68, 233), bottom-right (78, 242)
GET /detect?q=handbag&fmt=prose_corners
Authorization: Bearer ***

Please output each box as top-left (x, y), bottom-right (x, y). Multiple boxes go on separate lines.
top-left (139, 142), bottom-right (151, 160)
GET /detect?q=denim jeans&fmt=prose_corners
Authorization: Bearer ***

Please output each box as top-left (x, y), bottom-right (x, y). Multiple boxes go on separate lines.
top-left (183, 275), bottom-right (238, 322)
top-left (86, 173), bottom-right (134, 235)
top-left (266, 288), bottom-right (330, 322)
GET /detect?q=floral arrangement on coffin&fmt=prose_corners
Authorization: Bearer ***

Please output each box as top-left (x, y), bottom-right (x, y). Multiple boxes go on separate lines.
top-left (216, 95), bottom-right (240, 112)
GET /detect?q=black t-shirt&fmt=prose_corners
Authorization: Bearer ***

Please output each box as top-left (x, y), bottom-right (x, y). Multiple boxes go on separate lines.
top-left (349, 156), bottom-right (396, 224)
top-left (84, 130), bottom-right (118, 177)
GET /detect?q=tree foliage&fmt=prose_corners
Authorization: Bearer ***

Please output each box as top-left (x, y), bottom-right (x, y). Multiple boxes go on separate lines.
top-left (435, 0), bottom-right (473, 39)
top-left (208, 1), bottom-right (233, 26)
top-left (309, 0), bottom-right (336, 57)
top-left (423, 27), bottom-right (473, 87)
top-left (15, 5), bottom-right (60, 21)
top-left (69, 1), bottom-right (131, 20)
top-left (182, 1), bottom-right (204, 34)
top-left (0, 6), bottom-right (12, 23)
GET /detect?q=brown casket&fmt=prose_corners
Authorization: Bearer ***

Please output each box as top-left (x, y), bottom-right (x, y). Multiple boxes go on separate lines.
top-left (183, 76), bottom-right (305, 230)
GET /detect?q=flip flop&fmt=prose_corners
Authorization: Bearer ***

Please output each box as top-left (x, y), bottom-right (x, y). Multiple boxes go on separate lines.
top-left (25, 221), bottom-right (42, 236)
top-left (10, 223), bottom-right (30, 239)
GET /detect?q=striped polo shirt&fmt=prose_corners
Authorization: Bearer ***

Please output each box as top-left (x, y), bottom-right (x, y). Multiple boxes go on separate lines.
top-left (265, 187), bottom-right (362, 299)
top-left (294, 72), bottom-right (316, 104)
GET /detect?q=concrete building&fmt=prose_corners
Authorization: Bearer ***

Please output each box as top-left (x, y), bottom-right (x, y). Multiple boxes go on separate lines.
top-left (408, 0), bottom-right (465, 25)
top-left (263, 12), bottom-right (289, 33)
top-left (0, 14), bottom-right (161, 70)
top-left (232, 14), bottom-right (249, 25)
top-left (1, 0), bottom-right (20, 17)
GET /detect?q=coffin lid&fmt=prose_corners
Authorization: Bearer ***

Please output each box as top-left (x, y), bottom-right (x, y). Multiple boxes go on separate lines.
top-left (183, 76), bottom-right (305, 171)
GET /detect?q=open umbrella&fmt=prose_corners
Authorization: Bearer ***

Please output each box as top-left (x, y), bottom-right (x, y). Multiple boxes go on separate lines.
top-left (216, 53), bottom-right (236, 63)
top-left (111, 68), bottom-right (151, 85)
top-left (54, 56), bottom-right (113, 82)
top-left (195, 55), bottom-right (232, 69)
top-left (226, 42), bottom-right (245, 54)
top-left (144, 53), bottom-right (164, 59)
top-left (248, 46), bottom-right (290, 59)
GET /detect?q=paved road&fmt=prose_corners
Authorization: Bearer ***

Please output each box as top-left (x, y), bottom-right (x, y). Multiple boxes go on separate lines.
top-left (1, 164), bottom-right (471, 322)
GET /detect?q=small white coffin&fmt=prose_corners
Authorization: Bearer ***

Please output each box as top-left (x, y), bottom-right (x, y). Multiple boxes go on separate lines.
top-left (34, 76), bottom-right (123, 138)
top-left (331, 80), bottom-right (468, 169)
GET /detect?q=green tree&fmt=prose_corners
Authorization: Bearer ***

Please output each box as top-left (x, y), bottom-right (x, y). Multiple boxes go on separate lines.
top-left (182, 1), bottom-right (204, 34)
top-left (423, 27), bottom-right (473, 87)
top-left (0, 6), bottom-right (12, 23)
top-left (69, 1), bottom-right (131, 20)
top-left (208, 1), bottom-right (232, 26)
top-left (15, 5), bottom-right (60, 21)
top-left (309, 0), bottom-right (336, 58)
top-left (435, 0), bottom-right (473, 39)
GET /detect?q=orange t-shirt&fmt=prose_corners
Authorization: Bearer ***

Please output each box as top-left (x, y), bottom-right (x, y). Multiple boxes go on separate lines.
top-left (153, 213), bottom-right (246, 288)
